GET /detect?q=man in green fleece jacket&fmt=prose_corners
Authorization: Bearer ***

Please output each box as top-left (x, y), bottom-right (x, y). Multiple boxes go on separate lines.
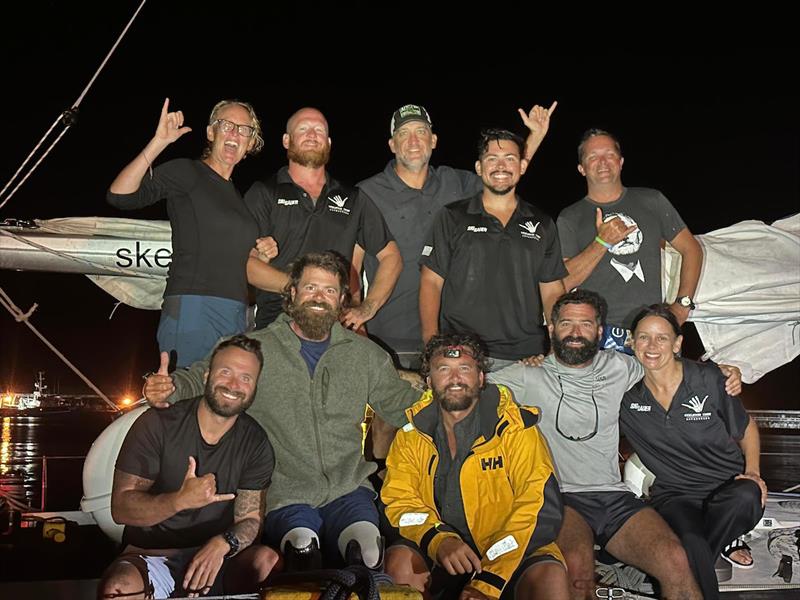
top-left (143, 251), bottom-right (419, 571)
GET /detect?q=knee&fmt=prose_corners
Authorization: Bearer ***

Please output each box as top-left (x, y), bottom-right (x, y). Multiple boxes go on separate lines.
top-left (518, 562), bottom-right (569, 600)
top-left (385, 546), bottom-right (429, 591)
top-left (253, 546), bottom-right (282, 578)
top-left (97, 562), bottom-right (146, 599)
top-left (735, 479), bottom-right (764, 519)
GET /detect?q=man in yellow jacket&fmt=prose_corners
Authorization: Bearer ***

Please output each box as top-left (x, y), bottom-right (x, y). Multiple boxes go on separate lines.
top-left (381, 333), bottom-right (568, 600)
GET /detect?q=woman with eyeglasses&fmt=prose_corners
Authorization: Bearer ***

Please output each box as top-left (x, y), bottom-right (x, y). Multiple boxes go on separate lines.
top-left (108, 98), bottom-right (265, 367)
top-left (619, 304), bottom-right (765, 600)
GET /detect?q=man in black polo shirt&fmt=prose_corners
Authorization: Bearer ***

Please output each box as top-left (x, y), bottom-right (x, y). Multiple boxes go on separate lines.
top-left (357, 102), bottom-right (557, 370)
top-left (245, 107), bottom-right (401, 330)
top-left (419, 128), bottom-right (566, 368)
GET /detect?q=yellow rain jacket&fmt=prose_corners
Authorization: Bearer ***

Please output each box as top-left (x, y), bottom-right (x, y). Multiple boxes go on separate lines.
top-left (382, 384), bottom-right (563, 599)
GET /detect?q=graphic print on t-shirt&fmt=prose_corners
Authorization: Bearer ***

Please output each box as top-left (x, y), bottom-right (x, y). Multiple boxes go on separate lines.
top-left (605, 212), bottom-right (644, 283)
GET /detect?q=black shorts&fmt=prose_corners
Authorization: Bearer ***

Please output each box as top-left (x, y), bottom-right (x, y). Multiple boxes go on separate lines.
top-left (562, 490), bottom-right (646, 547)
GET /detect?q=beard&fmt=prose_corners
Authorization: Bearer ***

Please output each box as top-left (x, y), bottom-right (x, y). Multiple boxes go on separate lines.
top-left (551, 333), bottom-right (599, 366)
top-left (432, 382), bottom-right (481, 413)
top-left (287, 143), bottom-right (330, 168)
top-left (203, 380), bottom-right (254, 417)
top-left (484, 183), bottom-right (515, 195)
top-left (287, 300), bottom-right (341, 340)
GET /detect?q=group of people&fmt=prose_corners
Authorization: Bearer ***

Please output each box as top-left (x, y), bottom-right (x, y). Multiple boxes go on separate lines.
top-left (97, 99), bottom-right (766, 599)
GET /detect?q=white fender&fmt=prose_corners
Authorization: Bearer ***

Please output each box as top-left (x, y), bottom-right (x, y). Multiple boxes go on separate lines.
top-left (80, 405), bottom-right (148, 542)
top-left (623, 452), bottom-right (656, 498)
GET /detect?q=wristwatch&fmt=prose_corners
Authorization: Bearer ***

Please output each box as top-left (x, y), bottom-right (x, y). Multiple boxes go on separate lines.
top-left (222, 530), bottom-right (240, 559)
top-left (677, 296), bottom-right (696, 310)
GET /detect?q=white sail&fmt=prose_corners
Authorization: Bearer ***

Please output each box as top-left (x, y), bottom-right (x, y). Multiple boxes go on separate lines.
top-left (0, 216), bottom-right (170, 309)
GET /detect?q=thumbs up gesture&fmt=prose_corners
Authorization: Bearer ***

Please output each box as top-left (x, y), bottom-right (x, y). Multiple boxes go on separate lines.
top-left (142, 351), bottom-right (176, 409)
top-left (176, 457), bottom-right (236, 511)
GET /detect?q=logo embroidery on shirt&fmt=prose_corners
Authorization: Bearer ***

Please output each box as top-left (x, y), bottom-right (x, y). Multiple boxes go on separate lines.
top-left (480, 456), bottom-right (504, 471)
top-left (519, 220), bottom-right (541, 240)
top-left (277, 198), bottom-right (299, 206)
top-left (467, 225), bottom-right (488, 233)
top-left (629, 403), bottom-right (651, 412)
top-left (681, 395), bottom-right (711, 421)
top-left (328, 194), bottom-right (351, 215)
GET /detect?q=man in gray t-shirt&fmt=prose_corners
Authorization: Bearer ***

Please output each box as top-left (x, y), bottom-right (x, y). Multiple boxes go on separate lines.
top-left (489, 290), bottom-right (702, 600)
top-left (556, 129), bottom-right (703, 351)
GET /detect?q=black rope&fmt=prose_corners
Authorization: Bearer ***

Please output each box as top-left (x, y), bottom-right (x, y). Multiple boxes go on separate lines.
top-left (319, 565), bottom-right (380, 600)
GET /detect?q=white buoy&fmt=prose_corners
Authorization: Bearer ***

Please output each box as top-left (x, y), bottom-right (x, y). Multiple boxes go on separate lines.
top-left (80, 405), bottom-right (148, 542)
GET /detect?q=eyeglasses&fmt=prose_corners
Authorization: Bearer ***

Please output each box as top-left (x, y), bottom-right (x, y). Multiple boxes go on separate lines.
top-left (554, 371), bottom-right (598, 442)
top-left (212, 118), bottom-right (256, 138)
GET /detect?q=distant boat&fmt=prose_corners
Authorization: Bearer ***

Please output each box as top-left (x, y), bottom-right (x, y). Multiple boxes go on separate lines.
top-left (0, 371), bottom-right (118, 415)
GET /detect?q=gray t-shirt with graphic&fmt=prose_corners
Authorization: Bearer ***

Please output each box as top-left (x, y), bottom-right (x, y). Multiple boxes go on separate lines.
top-left (489, 351), bottom-right (643, 493)
top-left (557, 187), bottom-right (687, 327)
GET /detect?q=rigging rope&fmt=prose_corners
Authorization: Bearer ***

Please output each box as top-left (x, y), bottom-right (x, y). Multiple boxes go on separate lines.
top-left (0, 287), bottom-right (119, 411)
top-left (0, 0), bottom-right (148, 211)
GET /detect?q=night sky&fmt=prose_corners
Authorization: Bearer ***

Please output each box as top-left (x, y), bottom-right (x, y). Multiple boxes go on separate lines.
top-left (1, 4), bottom-right (798, 408)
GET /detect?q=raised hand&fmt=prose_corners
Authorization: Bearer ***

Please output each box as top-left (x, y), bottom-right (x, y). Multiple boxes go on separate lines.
top-left (143, 351), bottom-right (175, 408)
top-left (518, 100), bottom-right (558, 141)
top-left (595, 207), bottom-right (636, 247)
top-left (155, 97), bottom-right (192, 145)
top-left (176, 456), bottom-right (235, 512)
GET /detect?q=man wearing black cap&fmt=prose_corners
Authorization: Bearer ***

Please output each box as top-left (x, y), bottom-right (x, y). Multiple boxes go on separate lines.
top-left (419, 128), bottom-right (566, 370)
top-left (357, 103), bottom-right (556, 370)
top-left (245, 107), bottom-right (402, 330)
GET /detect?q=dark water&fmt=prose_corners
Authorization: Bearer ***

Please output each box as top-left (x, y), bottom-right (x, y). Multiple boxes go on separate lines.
top-left (0, 411), bottom-right (116, 510)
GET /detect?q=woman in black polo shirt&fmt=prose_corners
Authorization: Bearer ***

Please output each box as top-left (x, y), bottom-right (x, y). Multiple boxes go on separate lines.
top-left (619, 304), bottom-right (765, 600)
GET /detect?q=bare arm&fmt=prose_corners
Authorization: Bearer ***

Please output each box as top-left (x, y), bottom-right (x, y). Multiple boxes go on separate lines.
top-left (539, 279), bottom-right (566, 326)
top-left (246, 256), bottom-right (290, 293)
top-left (111, 457), bottom-right (235, 527)
top-left (109, 98), bottom-right (191, 194)
top-left (668, 228), bottom-right (703, 325)
top-left (228, 489), bottom-right (265, 549)
top-left (736, 417), bottom-right (767, 507)
top-left (518, 101), bottom-right (557, 162)
top-left (419, 266), bottom-right (445, 344)
top-left (562, 208), bottom-right (637, 290)
top-left (341, 241), bottom-right (402, 329)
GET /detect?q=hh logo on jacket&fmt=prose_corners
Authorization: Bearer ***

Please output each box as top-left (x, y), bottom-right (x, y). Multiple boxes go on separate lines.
top-left (481, 456), bottom-right (504, 471)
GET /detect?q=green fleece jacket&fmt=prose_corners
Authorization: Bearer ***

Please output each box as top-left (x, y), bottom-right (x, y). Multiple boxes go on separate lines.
top-left (167, 313), bottom-right (419, 512)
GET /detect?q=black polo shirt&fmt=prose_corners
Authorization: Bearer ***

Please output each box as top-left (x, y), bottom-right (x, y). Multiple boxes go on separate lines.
top-left (244, 167), bottom-right (394, 328)
top-left (420, 194), bottom-right (566, 360)
top-left (620, 359), bottom-right (749, 498)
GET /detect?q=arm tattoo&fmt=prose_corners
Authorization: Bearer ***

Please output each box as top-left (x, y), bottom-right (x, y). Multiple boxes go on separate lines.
top-left (114, 469), bottom-right (155, 492)
top-left (231, 489), bottom-right (265, 548)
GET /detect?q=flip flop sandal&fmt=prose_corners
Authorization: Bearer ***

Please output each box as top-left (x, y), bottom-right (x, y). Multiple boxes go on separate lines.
top-left (722, 537), bottom-right (755, 569)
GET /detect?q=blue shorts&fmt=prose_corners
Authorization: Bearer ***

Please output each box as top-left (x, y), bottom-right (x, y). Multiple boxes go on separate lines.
top-left (157, 294), bottom-right (247, 367)
top-left (263, 486), bottom-right (379, 562)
